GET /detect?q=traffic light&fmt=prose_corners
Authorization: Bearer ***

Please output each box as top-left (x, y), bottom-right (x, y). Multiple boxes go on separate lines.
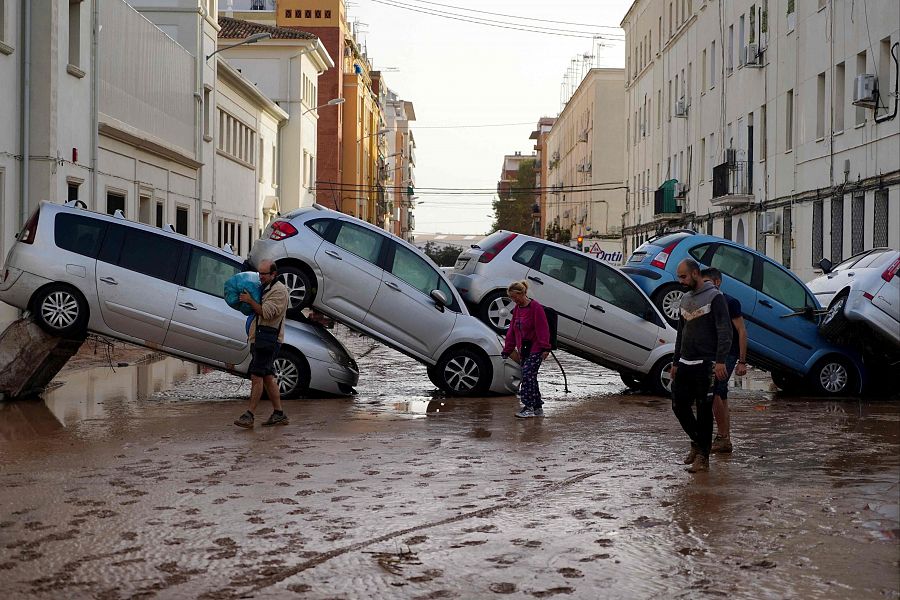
top-left (576, 235), bottom-right (584, 251)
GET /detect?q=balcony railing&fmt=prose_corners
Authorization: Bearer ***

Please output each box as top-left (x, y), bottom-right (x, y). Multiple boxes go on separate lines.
top-left (712, 161), bottom-right (754, 206)
top-left (220, 0), bottom-right (276, 11)
top-left (653, 179), bottom-right (682, 220)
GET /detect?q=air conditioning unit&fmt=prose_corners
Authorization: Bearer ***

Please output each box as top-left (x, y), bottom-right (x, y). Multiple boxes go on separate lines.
top-left (853, 74), bottom-right (878, 107)
top-left (725, 148), bottom-right (738, 166)
top-left (674, 99), bottom-right (688, 118)
top-left (761, 211), bottom-right (780, 235)
top-left (744, 44), bottom-right (763, 67)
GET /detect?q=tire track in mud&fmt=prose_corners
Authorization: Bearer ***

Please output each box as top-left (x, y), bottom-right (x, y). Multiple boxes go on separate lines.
top-left (213, 471), bottom-right (600, 597)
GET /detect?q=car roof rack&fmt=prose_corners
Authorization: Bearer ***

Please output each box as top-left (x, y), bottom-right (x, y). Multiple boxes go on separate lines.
top-left (64, 200), bottom-right (87, 209)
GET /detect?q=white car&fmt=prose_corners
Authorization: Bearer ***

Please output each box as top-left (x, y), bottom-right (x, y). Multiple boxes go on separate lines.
top-left (448, 231), bottom-right (677, 394)
top-left (810, 248), bottom-right (900, 349)
top-left (246, 205), bottom-right (521, 396)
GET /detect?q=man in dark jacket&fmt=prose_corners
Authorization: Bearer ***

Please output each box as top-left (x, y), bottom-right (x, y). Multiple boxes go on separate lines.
top-left (671, 258), bottom-right (732, 473)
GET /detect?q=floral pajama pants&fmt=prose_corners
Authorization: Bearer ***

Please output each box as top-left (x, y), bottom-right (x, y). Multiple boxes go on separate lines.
top-left (519, 353), bottom-right (544, 409)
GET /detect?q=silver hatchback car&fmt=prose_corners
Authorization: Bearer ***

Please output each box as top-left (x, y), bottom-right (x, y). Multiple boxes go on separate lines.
top-left (448, 231), bottom-right (677, 394)
top-left (0, 202), bottom-right (359, 398)
top-left (247, 205), bottom-right (521, 396)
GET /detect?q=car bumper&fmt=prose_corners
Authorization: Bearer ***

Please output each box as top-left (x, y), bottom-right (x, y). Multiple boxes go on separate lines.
top-left (447, 272), bottom-right (509, 305)
top-left (247, 238), bottom-right (288, 268)
top-left (845, 290), bottom-right (900, 347)
top-left (0, 270), bottom-right (50, 311)
top-left (487, 355), bottom-right (521, 395)
top-left (308, 356), bottom-right (358, 395)
top-left (622, 266), bottom-right (675, 295)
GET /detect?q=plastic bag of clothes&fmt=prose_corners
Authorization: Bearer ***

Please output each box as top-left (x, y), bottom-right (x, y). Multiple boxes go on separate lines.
top-left (224, 272), bottom-right (261, 316)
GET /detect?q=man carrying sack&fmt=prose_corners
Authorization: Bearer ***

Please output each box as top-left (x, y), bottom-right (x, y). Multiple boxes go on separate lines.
top-left (234, 259), bottom-right (290, 428)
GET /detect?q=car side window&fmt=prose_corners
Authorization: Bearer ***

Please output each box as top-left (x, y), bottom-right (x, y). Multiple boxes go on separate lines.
top-left (390, 244), bottom-right (440, 296)
top-left (306, 218), bottom-right (333, 239)
top-left (592, 263), bottom-right (654, 320)
top-left (761, 261), bottom-right (811, 310)
top-left (333, 222), bottom-right (383, 264)
top-left (54, 213), bottom-right (107, 258)
top-left (117, 229), bottom-right (183, 283)
top-left (185, 249), bottom-right (240, 298)
top-left (709, 245), bottom-right (754, 286)
top-left (513, 242), bottom-right (540, 267)
top-left (537, 246), bottom-right (589, 290)
top-left (688, 243), bottom-right (711, 262)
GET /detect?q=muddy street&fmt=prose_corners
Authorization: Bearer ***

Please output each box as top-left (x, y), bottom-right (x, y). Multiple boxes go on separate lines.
top-left (1, 327), bottom-right (898, 599)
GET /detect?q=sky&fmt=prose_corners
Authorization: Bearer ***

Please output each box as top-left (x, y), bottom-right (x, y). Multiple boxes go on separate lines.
top-left (346, 0), bottom-right (633, 235)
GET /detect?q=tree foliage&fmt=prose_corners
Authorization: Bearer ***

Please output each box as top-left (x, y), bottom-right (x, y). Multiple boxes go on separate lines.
top-left (490, 159), bottom-right (537, 234)
top-left (545, 221), bottom-right (571, 245)
top-left (423, 242), bottom-right (462, 267)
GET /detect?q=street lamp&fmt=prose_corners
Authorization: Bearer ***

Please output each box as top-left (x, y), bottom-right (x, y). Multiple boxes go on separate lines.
top-left (301, 97), bottom-right (345, 115)
top-left (206, 32), bottom-right (271, 61)
top-left (357, 128), bottom-right (389, 143)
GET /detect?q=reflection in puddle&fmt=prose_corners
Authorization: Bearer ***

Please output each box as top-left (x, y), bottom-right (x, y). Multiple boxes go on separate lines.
top-left (0, 357), bottom-right (198, 441)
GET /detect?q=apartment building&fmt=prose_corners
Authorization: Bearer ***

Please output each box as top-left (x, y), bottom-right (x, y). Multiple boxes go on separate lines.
top-left (622, 0), bottom-right (899, 282)
top-left (382, 88), bottom-right (417, 240)
top-left (529, 117), bottom-right (556, 239)
top-left (545, 68), bottom-right (627, 244)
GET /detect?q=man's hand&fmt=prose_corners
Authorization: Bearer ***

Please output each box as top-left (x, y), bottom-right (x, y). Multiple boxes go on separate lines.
top-left (714, 362), bottom-right (728, 381)
top-left (238, 290), bottom-right (252, 304)
top-left (735, 362), bottom-right (748, 377)
top-left (671, 364), bottom-right (678, 379)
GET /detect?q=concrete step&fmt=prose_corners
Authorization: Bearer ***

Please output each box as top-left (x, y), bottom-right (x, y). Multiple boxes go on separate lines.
top-left (0, 318), bottom-right (84, 400)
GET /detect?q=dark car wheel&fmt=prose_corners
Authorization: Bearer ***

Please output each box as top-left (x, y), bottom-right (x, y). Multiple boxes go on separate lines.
top-left (436, 348), bottom-right (490, 396)
top-left (808, 355), bottom-right (855, 397)
top-left (478, 290), bottom-right (514, 334)
top-left (32, 284), bottom-right (89, 339)
top-left (653, 284), bottom-right (684, 326)
top-left (771, 371), bottom-right (804, 394)
top-left (427, 364), bottom-right (450, 392)
top-left (279, 265), bottom-right (315, 310)
top-left (649, 355), bottom-right (675, 396)
top-left (273, 347), bottom-right (310, 399)
top-left (819, 292), bottom-right (850, 341)
top-left (620, 373), bottom-right (645, 390)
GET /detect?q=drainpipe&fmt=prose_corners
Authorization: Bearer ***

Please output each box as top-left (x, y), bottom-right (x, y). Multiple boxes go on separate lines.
top-left (91, 0), bottom-right (100, 210)
top-left (874, 43), bottom-right (900, 124)
top-left (20, 0), bottom-right (31, 226)
top-left (196, 5), bottom-right (206, 241)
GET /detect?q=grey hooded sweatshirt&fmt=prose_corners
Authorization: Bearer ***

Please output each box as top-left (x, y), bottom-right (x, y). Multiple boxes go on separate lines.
top-left (673, 280), bottom-right (733, 364)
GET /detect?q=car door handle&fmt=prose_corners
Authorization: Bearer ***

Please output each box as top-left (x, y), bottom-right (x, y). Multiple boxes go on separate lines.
top-left (385, 280), bottom-right (401, 291)
top-left (178, 302), bottom-right (197, 311)
top-left (324, 249), bottom-right (342, 260)
top-left (759, 299), bottom-right (773, 308)
top-left (99, 277), bottom-right (118, 285)
top-left (590, 303), bottom-right (606, 313)
top-left (527, 276), bottom-right (544, 285)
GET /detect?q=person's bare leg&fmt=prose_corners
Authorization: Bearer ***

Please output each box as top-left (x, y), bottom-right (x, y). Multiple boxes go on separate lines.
top-left (263, 375), bottom-right (282, 411)
top-left (247, 375), bottom-right (265, 413)
top-left (712, 395), bottom-right (730, 439)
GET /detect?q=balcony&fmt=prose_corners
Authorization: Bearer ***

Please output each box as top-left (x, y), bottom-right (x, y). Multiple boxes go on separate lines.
top-left (220, 0), bottom-right (276, 11)
top-left (653, 180), bottom-right (682, 221)
top-left (711, 161), bottom-right (754, 206)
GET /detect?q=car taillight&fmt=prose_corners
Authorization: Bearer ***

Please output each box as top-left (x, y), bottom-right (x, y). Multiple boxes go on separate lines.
top-left (18, 209), bottom-right (40, 245)
top-left (882, 257), bottom-right (900, 282)
top-left (478, 233), bottom-right (517, 264)
top-left (650, 240), bottom-right (681, 269)
top-left (269, 221), bottom-right (298, 241)
top-left (863, 292), bottom-right (875, 301)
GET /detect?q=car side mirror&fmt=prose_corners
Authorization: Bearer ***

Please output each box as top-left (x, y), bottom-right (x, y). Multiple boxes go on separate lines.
top-left (818, 258), bottom-right (833, 274)
top-left (430, 289), bottom-right (448, 311)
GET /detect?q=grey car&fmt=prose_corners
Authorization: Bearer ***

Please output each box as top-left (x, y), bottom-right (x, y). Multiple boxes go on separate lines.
top-left (0, 201), bottom-right (359, 398)
top-left (247, 205), bottom-right (521, 396)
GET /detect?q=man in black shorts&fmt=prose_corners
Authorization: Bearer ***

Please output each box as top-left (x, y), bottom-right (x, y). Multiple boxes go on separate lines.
top-left (701, 268), bottom-right (748, 453)
top-left (234, 259), bottom-right (290, 428)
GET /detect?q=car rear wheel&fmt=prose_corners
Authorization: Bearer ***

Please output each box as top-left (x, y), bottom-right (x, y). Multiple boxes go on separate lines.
top-left (819, 292), bottom-right (850, 341)
top-left (280, 265), bottom-right (315, 310)
top-left (436, 348), bottom-right (491, 396)
top-left (32, 284), bottom-right (89, 339)
top-left (620, 373), bottom-right (645, 390)
top-left (653, 284), bottom-right (684, 326)
top-left (478, 290), bottom-right (514, 334)
top-left (808, 356), bottom-right (855, 397)
top-left (273, 347), bottom-right (310, 399)
top-left (771, 371), bottom-right (804, 394)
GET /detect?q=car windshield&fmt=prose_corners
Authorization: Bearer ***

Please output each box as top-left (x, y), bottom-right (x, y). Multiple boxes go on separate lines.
top-left (472, 231), bottom-right (512, 252)
top-left (850, 249), bottom-right (895, 270)
top-left (645, 232), bottom-right (691, 249)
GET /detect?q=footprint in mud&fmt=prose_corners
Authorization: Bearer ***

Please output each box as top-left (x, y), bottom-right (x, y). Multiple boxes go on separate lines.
top-left (489, 582), bottom-right (517, 594)
top-left (407, 568), bottom-right (444, 583)
top-left (264, 498), bottom-right (299, 505)
top-left (121, 532), bottom-right (139, 541)
top-left (629, 516), bottom-right (668, 528)
top-left (288, 583), bottom-right (312, 593)
top-left (578, 554), bottom-right (611, 562)
top-left (294, 472), bottom-right (312, 479)
top-left (450, 540), bottom-right (487, 548)
top-left (531, 587), bottom-right (575, 597)
top-left (405, 535), bottom-right (428, 545)
top-left (594, 538), bottom-right (614, 547)
top-left (463, 525), bottom-right (498, 534)
top-left (592, 511), bottom-right (616, 520)
top-left (486, 554), bottom-right (520, 566)
top-left (412, 591), bottom-right (456, 599)
top-left (557, 568), bottom-right (584, 578)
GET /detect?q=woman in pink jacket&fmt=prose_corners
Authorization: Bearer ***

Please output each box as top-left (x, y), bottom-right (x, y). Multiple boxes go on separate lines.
top-left (501, 280), bottom-right (551, 418)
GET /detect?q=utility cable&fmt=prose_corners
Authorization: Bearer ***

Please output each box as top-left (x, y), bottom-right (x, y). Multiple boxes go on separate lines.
top-left (397, 0), bottom-right (625, 30)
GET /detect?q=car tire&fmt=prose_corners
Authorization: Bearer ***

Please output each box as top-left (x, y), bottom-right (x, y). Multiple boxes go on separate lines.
top-left (478, 290), bottom-right (515, 334)
top-left (808, 355), bottom-right (856, 397)
top-left (31, 284), bottom-right (89, 339)
top-left (273, 347), bottom-right (310, 399)
top-left (280, 265), bottom-right (315, 310)
top-left (435, 348), bottom-right (491, 396)
top-left (649, 355), bottom-right (675, 396)
top-left (427, 364), bottom-right (450, 392)
top-left (771, 371), bottom-right (803, 394)
top-left (819, 292), bottom-right (850, 341)
top-left (620, 373), bottom-right (645, 390)
top-left (653, 284), bottom-right (684, 327)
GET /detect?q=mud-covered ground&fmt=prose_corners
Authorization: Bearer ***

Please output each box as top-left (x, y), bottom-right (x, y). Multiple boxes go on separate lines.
top-left (1, 326), bottom-right (898, 599)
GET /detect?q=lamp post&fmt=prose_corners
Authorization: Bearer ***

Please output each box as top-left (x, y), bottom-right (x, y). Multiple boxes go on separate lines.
top-left (301, 97), bottom-right (345, 116)
top-left (206, 32), bottom-right (271, 62)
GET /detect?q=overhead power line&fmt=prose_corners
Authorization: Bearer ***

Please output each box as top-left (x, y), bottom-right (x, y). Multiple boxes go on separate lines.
top-left (314, 180), bottom-right (627, 192)
top-left (400, 0), bottom-right (625, 30)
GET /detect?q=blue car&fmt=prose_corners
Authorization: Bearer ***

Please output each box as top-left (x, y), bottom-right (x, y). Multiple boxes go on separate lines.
top-left (622, 231), bottom-right (865, 396)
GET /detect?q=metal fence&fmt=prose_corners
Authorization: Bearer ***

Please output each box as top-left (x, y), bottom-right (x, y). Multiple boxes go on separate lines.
top-left (712, 161), bottom-right (751, 198)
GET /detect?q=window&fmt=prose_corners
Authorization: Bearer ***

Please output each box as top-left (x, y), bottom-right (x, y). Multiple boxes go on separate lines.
top-left (156, 202), bottom-right (164, 228)
top-left (708, 132), bottom-right (715, 180)
top-left (723, 215), bottom-right (732, 240)
top-left (512, 242), bottom-right (540, 266)
top-left (879, 37), bottom-right (893, 118)
top-left (325, 10), bottom-right (332, 18)
top-left (874, 190), bottom-right (889, 247)
top-left (591, 263), bottom-right (653, 320)
top-left (709, 244), bottom-right (754, 285)
top-left (315, 10), bottom-right (321, 18)
top-left (760, 104), bottom-right (767, 160)
top-left (657, 89), bottom-right (662, 127)
top-left (0, 0), bottom-right (7, 46)
top-left (688, 243), bottom-right (712, 262)
top-left (856, 51), bottom-right (867, 126)
top-left (389, 244), bottom-right (443, 297)
top-left (831, 195), bottom-right (844, 263)
top-left (536, 246), bottom-right (589, 290)
top-left (727, 24), bottom-right (734, 72)
top-left (106, 191), bottom-right (125, 216)
top-left (185, 249), bottom-right (240, 298)
top-left (118, 229), bottom-right (183, 283)
top-left (785, 89), bottom-right (793, 151)
top-left (54, 213), bottom-right (106, 258)
top-left (258, 139), bottom-right (265, 183)
top-left (217, 109), bottom-right (257, 165)
top-left (702, 48), bottom-right (707, 90)
top-left (176, 206), bottom-right (188, 235)
top-left (700, 137), bottom-right (706, 183)
top-left (814, 72), bottom-right (826, 140)
top-left (139, 196), bottom-right (152, 224)
top-left (67, 181), bottom-right (80, 202)
top-left (334, 222), bottom-right (383, 263)
top-left (306, 218), bottom-right (334, 238)
top-left (217, 218), bottom-right (241, 256)
top-left (203, 88), bottom-right (211, 139)
top-left (710, 41), bottom-right (716, 87)
top-left (68, 1), bottom-right (81, 71)
top-left (760, 261), bottom-right (809, 310)
top-left (834, 62), bottom-right (845, 131)
top-left (305, 10), bottom-right (311, 18)
top-left (812, 200), bottom-right (824, 266)
top-left (739, 15), bottom-right (745, 66)
top-left (781, 207), bottom-right (792, 268)
top-left (851, 191), bottom-right (865, 255)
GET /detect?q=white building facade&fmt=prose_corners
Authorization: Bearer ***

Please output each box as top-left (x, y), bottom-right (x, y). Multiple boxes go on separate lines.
top-left (622, 0), bottom-right (899, 282)
top-left (384, 89), bottom-right (417, 240)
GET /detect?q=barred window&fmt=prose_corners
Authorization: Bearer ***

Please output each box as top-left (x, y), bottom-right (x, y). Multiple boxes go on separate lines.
top-left (216, 109), bottom-right (256, 167)
top-left (873, 190), bottom-right (889, 247)
top-left (851, 191), bottom-right (865, 255)
top-left (811, 200), bottom-right (823, 266)
top-left (830, 195), bottom-right (844, 263)
top-left (756, 212), bottom-right (765, 250)
top-left (723, 215), bottom-right (732, 240)
top-left (782, 207), bottom-right (792, 269)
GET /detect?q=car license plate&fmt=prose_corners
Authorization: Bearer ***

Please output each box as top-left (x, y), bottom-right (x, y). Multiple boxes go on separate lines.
top-left (455, 258), bottom-right (470, 269)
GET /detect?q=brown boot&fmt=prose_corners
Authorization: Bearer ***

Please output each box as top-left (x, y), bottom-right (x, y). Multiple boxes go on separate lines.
top-left (711, 435), bottom-right (733, 453)
top-left (683, 443), bottom-right (700, 465)
top-left (686, 454), bottom-right (709, 473)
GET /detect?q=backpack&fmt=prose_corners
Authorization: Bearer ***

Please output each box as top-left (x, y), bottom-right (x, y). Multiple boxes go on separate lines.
top-left (543, 306), bottom-right (559, 351)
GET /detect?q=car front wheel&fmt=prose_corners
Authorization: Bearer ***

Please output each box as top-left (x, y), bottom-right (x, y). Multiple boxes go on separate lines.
top-left (819, 292), bottom-right (850, 341)
top-left (649, 355), bottom-right (675, 396)
top-left (808, 356), bottom-right (855, 397)
top-left (279, 265), bottom-right (315, 310)
top-left (273, 347), bottom-right (310, 399)
top-left (653, 284), bottom-right (684, 326)
top-left (32, 284), bottom-right (89, 339)
top-left (478, 290), bottom-right (514, 334)
top-left (435, 349), bottom-right (491, 396)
